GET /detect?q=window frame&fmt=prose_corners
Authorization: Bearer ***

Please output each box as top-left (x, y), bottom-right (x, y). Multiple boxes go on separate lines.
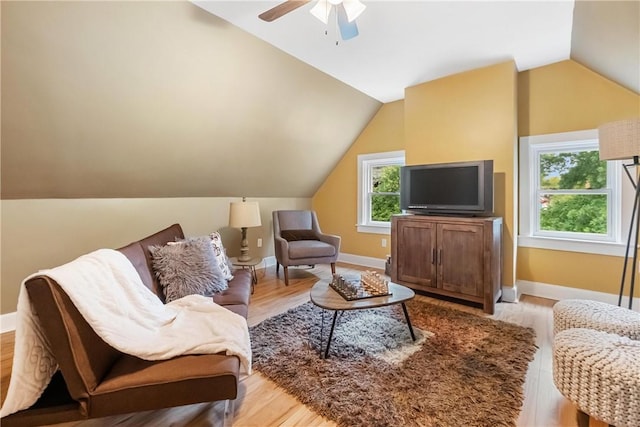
top-left (357, 150), bottom-right (405, 234)
top-left (519, 129), bottom-right (628, 256)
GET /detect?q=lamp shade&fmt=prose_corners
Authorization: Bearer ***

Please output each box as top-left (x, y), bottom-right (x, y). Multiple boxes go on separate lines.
top-left (229, 200), bottom-right (262, 228)
top-left (598, 118), bottom-right (640, 161)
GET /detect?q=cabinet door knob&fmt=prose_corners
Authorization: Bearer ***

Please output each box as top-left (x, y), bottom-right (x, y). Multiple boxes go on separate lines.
top-left (438, 249), bottom-right (442, 265)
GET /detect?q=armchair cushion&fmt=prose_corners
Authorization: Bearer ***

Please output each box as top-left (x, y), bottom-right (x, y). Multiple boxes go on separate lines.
top-left (288, 240), bottom-right (336, 259)
top-left (281, 229), bottom-right (319, 242)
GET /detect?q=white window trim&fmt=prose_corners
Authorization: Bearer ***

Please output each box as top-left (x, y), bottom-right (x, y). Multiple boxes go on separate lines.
top-left (519, 129), bottom-right (632, 256)
top-left (357, 150), bottom-right (405, 234)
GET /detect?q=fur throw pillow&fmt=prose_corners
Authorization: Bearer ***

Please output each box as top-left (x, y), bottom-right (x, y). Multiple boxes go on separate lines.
top-left (150, 236), bottom-right (228, 303)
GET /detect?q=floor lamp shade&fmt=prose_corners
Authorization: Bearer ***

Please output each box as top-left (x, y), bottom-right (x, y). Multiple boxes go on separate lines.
top-left (598, 118), bottom-right (640, 161)
top-left (229, 199), bottom-right (262, 262)
top-left (598, 117), bottom-right (640, 309)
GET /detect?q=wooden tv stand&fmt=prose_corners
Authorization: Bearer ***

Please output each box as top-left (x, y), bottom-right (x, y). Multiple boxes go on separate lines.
top-left (390, 214), bottom-right (502, 314)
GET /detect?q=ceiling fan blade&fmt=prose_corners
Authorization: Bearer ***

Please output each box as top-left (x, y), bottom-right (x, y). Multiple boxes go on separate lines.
top-left (337, 3), bottom-right (359, 40)
top-left (259, 0), bottom-right (311, 22)
top-left (310, 0), bottom-right (330, 25)
top-left (342, 0), bottom-right (366, 22)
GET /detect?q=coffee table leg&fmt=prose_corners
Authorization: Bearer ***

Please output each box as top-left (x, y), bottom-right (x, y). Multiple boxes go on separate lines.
top-left (401, 303), bottom-right (416, 341)
top-left (324, 311), bottom-right (339, 358)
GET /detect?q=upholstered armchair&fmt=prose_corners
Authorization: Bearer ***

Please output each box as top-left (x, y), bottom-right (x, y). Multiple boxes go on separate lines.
top-left (272, 210), bottom-right (341, 286)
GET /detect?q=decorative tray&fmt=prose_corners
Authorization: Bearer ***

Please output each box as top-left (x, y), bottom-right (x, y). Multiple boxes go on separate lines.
top-left (329, 272), bottom-right (392, 301)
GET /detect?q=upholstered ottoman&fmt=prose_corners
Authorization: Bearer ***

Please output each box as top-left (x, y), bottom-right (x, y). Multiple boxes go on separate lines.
top-left (553, 328), bottom-right (640, 427)
top-left (553, 299), bottom-right (640, 339)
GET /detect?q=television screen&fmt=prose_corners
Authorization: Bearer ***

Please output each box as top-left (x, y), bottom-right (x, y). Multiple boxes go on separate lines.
top-left (409, 166), bottom-right (479, 206)
top-left (400, 160), bottom-right (493, 215)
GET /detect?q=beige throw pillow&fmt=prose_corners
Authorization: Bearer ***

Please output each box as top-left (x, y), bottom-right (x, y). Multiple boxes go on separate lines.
top-left (210, 232), bottom-right (234, 281)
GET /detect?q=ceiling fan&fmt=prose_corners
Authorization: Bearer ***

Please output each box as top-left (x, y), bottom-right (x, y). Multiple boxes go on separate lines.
top-left (259, 0), bottom-right (367, 42)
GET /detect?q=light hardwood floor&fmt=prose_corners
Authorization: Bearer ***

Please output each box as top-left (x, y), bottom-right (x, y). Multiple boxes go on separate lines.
top-left (0, 262), bottom-right (608, 427)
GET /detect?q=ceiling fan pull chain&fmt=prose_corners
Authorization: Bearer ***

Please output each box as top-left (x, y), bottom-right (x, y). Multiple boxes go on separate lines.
top-left (334, 6), bottom-right (339, 46)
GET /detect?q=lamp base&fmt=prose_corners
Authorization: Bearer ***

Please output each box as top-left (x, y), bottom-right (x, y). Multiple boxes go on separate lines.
top-left (238, 227), bottom-right (251, 262)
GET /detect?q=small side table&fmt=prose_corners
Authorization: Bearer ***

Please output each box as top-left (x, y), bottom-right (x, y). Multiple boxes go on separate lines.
top-left (229, 257), bottom-right (262, 293)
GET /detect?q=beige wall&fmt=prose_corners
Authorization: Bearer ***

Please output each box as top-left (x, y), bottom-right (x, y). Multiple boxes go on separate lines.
top-left (1, 1), bottom-right (379, 200)
top-left (0, 198), bottom-right (310, 313)
top-left (312, 101), bottom-right (405, 258)
top-left (517, 60), bottom-right (640, 295)
top-left (0, 0), bottom-right (378, 314)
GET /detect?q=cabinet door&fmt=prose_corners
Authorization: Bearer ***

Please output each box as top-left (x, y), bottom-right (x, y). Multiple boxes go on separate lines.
top-left (437, 223), bottom-right (484, 296)
top-left (396, 220), bottom-right (437, 288)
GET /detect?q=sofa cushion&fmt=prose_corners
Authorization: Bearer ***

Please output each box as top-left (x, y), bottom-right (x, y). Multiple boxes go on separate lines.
top-left (89, 353), bottom-right (239, 417)
top-left (150, 237), bottom-right (228, 303)
top-left (281, 229), bottom-right (319, 241)
top-left (118, 242), bottom-right (156, 296)
top-left (288, 240), bottom-right (336, 259)
top-left (213, 270), bottom-right (252, 306)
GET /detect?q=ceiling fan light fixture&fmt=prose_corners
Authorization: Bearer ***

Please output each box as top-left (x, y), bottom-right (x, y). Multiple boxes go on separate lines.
top-left (342, 0), bottom-right (366, 22)
top-left (310, 0), bottom-right (331, 24)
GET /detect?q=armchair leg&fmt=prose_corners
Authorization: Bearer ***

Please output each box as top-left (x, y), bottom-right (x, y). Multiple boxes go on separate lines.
top-left (276, 262), bottom-right (280, 275)
top-left (331, 263), bottom-right (336, 275)
top-left (284, 266), bottom-right (289, 286)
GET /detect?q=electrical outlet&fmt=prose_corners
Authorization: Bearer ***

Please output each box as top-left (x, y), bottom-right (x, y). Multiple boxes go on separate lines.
top-left (257, 238), bottom-right (262, 248)
top-left (381, 238), bottom-right (387, 248)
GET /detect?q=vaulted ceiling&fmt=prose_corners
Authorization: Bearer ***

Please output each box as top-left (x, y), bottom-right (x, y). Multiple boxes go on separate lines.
top-left (1, 1), bottom-right (638, 200)
top-left (195, 0), bottom-right (639, 101)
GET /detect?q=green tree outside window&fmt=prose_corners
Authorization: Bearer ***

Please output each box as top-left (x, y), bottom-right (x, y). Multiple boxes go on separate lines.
top-left (371, 165), bottom-right (401, 221)
top-left (538, 150), bottom-right (608, 234)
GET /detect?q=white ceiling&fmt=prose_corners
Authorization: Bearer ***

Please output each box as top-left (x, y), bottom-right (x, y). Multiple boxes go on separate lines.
top-left (193, 0), bottom-right (575, 103)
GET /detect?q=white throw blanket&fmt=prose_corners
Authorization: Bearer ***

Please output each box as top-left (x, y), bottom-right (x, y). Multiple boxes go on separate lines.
top-left (0, 249), bottom-right (252, 418)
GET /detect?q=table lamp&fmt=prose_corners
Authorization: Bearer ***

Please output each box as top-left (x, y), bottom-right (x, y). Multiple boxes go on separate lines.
top-left (229, 197), bottom-right (262, 262)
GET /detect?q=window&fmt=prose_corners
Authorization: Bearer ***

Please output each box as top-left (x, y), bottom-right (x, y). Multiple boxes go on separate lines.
top-left (357, 151), bottom-right (405, 234)
top-left (520, 129), bottom-right (628, 256)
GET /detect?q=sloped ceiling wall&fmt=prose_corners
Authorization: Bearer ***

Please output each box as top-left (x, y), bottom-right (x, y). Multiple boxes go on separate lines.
top-left (1, 1), bottom-right (381, 199)
top-left (571, 0), bottom-right (640, 94)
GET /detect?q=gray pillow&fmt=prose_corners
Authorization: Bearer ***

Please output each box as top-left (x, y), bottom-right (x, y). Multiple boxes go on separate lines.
top-left (150, 236), bottom-right (228, 303)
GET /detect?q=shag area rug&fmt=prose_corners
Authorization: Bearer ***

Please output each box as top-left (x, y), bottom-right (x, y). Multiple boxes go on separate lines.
top-left (250, 299), bottom-right (537, 427)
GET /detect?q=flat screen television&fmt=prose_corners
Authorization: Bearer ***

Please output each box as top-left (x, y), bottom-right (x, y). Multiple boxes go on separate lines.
top-left (400, 160), bottom-right (494, 216)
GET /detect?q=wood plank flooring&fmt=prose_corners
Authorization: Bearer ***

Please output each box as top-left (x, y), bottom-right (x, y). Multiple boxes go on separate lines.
top-left (0, 262), bottom-right (607, 427)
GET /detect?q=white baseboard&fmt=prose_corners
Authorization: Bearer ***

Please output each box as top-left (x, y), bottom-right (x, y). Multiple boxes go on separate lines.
top-left (517, 279), bottom-right (640, 312)
top-left (338, 253), bottom-right (387, 270)
top-left (261, 256), bottom-right (277, 268)
top-left (1, 312), bottom-right (17, 334)
top-left (501, 284), bottom-right (520, 303)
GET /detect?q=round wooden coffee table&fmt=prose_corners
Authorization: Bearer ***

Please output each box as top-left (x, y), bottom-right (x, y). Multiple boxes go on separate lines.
top-left (310, 280), bottom-right (416, 358)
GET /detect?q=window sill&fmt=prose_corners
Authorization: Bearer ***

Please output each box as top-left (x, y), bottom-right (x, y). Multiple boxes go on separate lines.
top-left (518, 235), bottom-right (626, 257)
top-left (357, 224), bottom-right (391, 235)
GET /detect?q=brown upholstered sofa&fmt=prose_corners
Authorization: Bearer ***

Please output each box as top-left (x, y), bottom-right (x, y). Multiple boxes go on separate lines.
top-left (1, 223), bottom-right (252, 426)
